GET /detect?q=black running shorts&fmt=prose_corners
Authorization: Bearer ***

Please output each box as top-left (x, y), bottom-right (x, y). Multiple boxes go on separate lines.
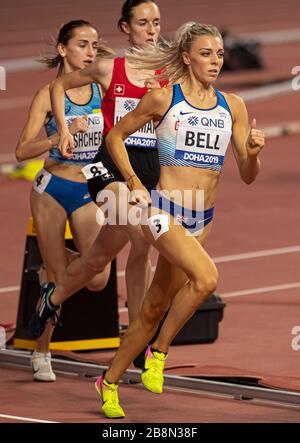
top-left (87, 139), bottom-right (160, 203)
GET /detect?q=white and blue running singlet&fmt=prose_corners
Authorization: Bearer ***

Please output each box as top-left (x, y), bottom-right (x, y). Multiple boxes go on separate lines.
top-left (45, 83), bottom-right (103, 165)
top-left (155, 84), bottom-right (232, 172)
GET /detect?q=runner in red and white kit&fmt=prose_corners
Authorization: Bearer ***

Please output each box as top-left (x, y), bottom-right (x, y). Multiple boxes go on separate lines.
top-left (32, 1), bottom-right (162, 368)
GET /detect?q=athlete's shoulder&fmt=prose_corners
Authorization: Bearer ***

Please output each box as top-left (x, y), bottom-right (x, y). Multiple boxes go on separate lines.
top-left (222, 91), bottom-right (245, 108)
top-left (146, 85), bottom-right (173, 106)
top-left (30, 84), bottom-right (51, 112)
top-left (138, 86), bottom-right (173, 120)
top-left (36, 83), bottom-right (51, 99)
top-left (220, 91), bottom-right (246, 118)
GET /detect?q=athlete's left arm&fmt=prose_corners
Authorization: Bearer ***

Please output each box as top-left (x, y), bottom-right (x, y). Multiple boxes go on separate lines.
top-left (228, 94), bottom-right (265, 184)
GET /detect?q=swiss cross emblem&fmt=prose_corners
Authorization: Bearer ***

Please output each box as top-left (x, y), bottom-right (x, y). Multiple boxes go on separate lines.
top-left (114, 84), bottom-right (125, 95)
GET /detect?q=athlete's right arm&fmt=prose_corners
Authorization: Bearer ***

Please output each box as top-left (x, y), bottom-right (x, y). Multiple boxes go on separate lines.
top-left (15, 86), bottom-right (55, 161)
top-left (106, 88), bottom-right (169, 206)
top-left (49, 59), bottom-right (113, 157)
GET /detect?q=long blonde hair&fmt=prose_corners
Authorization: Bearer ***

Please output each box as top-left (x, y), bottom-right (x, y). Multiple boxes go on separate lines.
top-left (127, 22), bottom-right (222, 84)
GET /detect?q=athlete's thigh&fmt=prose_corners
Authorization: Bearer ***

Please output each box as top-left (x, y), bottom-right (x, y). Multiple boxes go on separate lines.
top-left (142, 210), bottom-right (215, 282)
top-left (69, 201), bottom-right (101, 253)
top-left (95, 180), bottom-right (148, 249)
top-left (82, 220), bottom-right (129, 266)
top-left (30, 188), bottom-right (68, 271)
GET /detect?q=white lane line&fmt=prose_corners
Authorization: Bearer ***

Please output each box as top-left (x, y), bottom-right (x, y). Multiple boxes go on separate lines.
top-left (2, 28), bottom-right (300, 74)
top-left (4, 281), bottom-right (299, 304)
top-left (0, 286), bottom-right (19, 294)
top-left (0, 79), bottom-right (293, 112)
top-left (1, 245), bottom-right (300, 292)
top-left (119, 307), bottom-right (128, 313)
top-left (1, 57), bottom-right (43, 72)
top-left (0, 153), bottom-right (17, 163)
top-left (239, 81), bottom-right (294, 103)
top-left (117, 282), bottom-right (300, 310)
top-left (222, 282), bottom-right (300, 298)
top-left (213, 245), bottom-right (300, 264)
top-left (0, 413), bottom-right (58, 423)
top-left (117, 245), bottom-right (300, 277)
top-left (242, 28), bottom-right (300, 45)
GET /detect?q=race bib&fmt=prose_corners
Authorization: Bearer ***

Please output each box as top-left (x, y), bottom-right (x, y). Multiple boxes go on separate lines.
top-left (81, 161), bottom-right (114, 181)
top-left (114, 97), bottom-right (157, 148)
top-left (33, 169), bottom-right (52, 194)
top-left (175, 120), bottom-right (231, 167)
top-left (65, 112), bottom-right (103, 162)
top-left (147, 214), bottom-right (169, 241)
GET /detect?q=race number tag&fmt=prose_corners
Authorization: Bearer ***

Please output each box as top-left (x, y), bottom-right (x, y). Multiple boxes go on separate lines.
top-left (81, 161), bottom-right (114, 181)
top-left (175, 120), bottom-right (231, 167)
top-left (114, 97), bottom-right (157, 148)
top-left (65, 112), bottom-right (104, 162)
top-left (147, 214), bottom-right (169, 241)
top-left (33, 169), bottom-right (51, 194)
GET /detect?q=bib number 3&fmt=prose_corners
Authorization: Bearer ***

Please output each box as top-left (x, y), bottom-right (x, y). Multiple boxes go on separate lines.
top-left (147, 214), bottom-right (169, 241)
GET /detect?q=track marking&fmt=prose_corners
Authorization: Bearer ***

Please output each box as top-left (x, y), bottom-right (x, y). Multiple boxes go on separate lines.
top-left (1, 245), bottom-right (300, 292)
top-left (2, 28), bottom-right (300, 74)
top-left (239, 80), bottom-right (294, 102)
top-left (213, 245), bottom-right (300, 264)
top-left (1, 57), bottom-right (43, 72)
top-left (242, 28), bottom-right (300, 45)
top-left (118, 245), bottom-right (300, 277)
top-left (0, 286), bottom-right (19, 294)
top-left (0, 153), bottom-right (17, 163)
top-left (0, 413), bottom-right (59, 423)
top-left (0, 79), bottom-right (295, 113)
top-left (222, 282), bottom-right (300, 298)
top-left (118, 281), bottom-right (300, 311)
top-left (118, 282), bottom-right (300, 313)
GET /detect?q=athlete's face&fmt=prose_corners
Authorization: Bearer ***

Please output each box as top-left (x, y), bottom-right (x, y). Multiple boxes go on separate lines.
top-left (58, 26), bottom-right (99, 72)
top-left (121, 2), bottom-right (161, 48)
top-left (183, 35), bottom-right (224, 84)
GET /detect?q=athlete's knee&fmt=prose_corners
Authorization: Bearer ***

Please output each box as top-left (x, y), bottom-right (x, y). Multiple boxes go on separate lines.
top-left (192, 267), bottom-right (219, 302)
top-left (85, 253), bottom-right (108, 275)
top-left (86, 265), bottom-right (110, 292)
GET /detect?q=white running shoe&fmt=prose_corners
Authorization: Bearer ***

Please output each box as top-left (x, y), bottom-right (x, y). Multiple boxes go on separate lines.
top-left (31, 351), bottom-right (56, 382)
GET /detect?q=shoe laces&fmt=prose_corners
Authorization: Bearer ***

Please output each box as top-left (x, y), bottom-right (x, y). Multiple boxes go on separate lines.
top-left (44, 353), bottom-right (51, 365)
top-left (148, 351), bottom-right (166, 371)
top-left (103, 380), bottom-right (119, 405)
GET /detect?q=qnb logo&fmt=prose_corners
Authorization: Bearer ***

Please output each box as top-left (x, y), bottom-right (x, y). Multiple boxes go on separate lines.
top-left (0, 66), bottom-right (6, 91)
top-left (124, 99), bottom-right (136, 112)
top-left (188, 116), bottom-right (199, 126)
top-left (291, 66), bottom-right (300, 91)
top-left (291, 326), bottom-right (300, 351)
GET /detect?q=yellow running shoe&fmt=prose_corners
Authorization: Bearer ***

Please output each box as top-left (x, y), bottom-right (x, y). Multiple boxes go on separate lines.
top-left (141, 346), bottom-right (167, 394)
top-left (95, 374), bottom-right (125, 419)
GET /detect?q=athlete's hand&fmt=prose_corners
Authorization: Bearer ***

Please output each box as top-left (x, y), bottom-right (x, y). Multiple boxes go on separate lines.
top-left (57, 130), bottom-right (75, 158)
top-left (127, 176), bottom-right (151, 207)
top-left (246, 118), bottom-right (265, 156)
top-left (129, 188), bottom-right (151, 208)
top-left (69, 115), bottom-right (89, 135)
